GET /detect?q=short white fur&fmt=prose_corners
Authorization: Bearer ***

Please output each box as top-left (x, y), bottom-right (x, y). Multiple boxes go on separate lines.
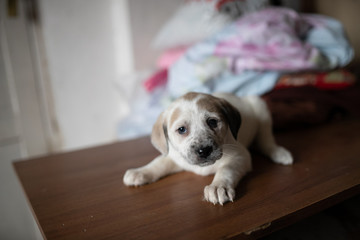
top-left (123, 92), bottom-right (293, 205)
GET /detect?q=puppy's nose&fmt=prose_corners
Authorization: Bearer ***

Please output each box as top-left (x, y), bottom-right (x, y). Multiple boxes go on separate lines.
top-left (196, 146), bottom-right (213, 159)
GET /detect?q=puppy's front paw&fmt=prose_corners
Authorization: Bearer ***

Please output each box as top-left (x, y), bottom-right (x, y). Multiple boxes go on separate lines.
top-left (271, 146), bottom-right (293, 165)
top-left (123, 169), bottom-right (153, 186)
top-left (204, 184), bottom-right (235, 205)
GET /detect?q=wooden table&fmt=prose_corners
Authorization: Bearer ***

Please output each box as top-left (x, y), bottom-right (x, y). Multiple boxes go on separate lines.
top-left (14, 119), bottom-right (360, 240)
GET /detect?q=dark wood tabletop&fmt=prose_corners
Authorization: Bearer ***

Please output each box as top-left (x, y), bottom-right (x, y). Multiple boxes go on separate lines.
top-left (14, 119), bottom-right (360, 240)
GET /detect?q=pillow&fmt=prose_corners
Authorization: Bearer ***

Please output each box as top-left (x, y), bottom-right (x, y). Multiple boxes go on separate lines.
top-left (152, 1), bottom-right (232, 50)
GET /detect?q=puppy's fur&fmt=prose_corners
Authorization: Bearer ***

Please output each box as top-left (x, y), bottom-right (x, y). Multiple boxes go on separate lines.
top-left (124, 92), bottom-right (293, 205)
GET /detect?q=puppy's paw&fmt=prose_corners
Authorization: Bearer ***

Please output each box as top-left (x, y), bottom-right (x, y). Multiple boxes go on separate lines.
top-left (123, 169), bottom-right (153, 186)
top-left (204, 184), bottom-right (235, 205)
top-left (271, 146), bottom-right (293, 165)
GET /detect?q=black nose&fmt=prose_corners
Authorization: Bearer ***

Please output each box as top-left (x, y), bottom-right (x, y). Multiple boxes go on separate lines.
top-left (196, 146), bottom-right (213, 159)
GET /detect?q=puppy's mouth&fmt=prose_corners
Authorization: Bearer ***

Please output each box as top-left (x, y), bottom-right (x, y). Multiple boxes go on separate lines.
top-left (189, 148), bottom-right (223, 167)
top-left (196, 155), bottom-right (222, 166)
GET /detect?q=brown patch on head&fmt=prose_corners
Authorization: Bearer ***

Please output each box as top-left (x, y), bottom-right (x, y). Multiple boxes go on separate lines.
top-left (182, 92), bottom-right (200, 101)
top-left (196, 94), bottom-right (223, 114)
top-left (169, 107), bottom-right (182, 129)
top-left (196, 94), bottom-right (242, 140)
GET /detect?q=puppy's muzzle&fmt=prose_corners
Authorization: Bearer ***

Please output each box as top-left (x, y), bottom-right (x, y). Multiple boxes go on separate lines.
top-left (190, 142), bottom-right (223, 166)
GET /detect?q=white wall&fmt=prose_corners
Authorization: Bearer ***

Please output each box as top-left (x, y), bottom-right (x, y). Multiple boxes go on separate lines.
top-left (39, 0), bottom-right (134, 151)
top-left (128, 0), bottom-right (182, 71)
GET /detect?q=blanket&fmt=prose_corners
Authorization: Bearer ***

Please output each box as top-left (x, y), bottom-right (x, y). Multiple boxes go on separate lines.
top-left (167, 7), bottom-right (353, 98)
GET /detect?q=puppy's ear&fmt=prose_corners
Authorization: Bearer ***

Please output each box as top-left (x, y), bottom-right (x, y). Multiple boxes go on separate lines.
top-left (219, 100), bottom-right (242, 140)
top-left (151, 112), bottom-right (169, 155)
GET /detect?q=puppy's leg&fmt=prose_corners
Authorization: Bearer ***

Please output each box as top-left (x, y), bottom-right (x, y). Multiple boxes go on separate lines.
top-left (256, 121), bottom-right (293, 165)
top-left (204, 147), bottom-right (252, 205)
top-left (253, 99), bottom-right (293, 165)
top-left (123, 155), bottom-right (182, 186)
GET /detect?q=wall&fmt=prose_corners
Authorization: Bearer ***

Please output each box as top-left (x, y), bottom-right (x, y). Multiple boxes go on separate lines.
top-left (128, 0), bottom-right (183, 71)
top-left (38, 0), bottom-right (134, 151)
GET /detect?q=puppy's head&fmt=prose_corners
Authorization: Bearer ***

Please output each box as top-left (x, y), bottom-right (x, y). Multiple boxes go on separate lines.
top-left (151, 92), bottom-right (241, 166)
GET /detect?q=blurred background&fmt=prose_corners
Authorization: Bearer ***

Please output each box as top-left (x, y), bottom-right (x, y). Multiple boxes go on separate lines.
top-left (1, 0), bottom-right (359, 239)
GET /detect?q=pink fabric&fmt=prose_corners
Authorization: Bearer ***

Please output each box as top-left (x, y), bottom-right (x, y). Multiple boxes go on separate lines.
top-left (143, 68), bottom-right (168, 92)
top-left (214, 8), bottom-right (323, 72)
top-left (144, 46), bottom-right (187, 92)
top-left (157, 46), bottom-right (188, 68)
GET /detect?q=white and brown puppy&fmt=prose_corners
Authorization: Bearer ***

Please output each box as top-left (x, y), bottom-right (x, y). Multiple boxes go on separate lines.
top-left (123, 92), bottom-right (293, 205)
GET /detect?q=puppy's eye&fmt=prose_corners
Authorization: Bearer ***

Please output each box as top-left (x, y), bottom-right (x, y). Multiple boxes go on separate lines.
top-left (207, 118), bottom-right (218, 129)
top-left (177, 126), bottom-right (187, 135)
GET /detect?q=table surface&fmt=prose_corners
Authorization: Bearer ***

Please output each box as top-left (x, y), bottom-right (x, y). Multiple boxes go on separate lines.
top-left (14, 119), bottom-right (360, 240)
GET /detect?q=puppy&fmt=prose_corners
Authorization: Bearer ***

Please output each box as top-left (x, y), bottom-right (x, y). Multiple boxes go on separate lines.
top-left (123, 92), bottom-right (293, 205)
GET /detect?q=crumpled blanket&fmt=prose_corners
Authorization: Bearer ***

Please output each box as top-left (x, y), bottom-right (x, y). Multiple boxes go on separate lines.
top-left (168, 7), bottom-right (354, 98)
top-left (215, 8), bottom-right (325, 72)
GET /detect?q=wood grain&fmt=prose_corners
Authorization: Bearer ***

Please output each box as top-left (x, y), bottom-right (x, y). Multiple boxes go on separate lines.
top-left (14, 119), bottom-right (360, 240)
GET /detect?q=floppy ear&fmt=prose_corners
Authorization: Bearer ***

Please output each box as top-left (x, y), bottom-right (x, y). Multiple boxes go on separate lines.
top-left (219, 99), bottom-right (242, 140)
top-left (151, 112), bottom-right (169, 155)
